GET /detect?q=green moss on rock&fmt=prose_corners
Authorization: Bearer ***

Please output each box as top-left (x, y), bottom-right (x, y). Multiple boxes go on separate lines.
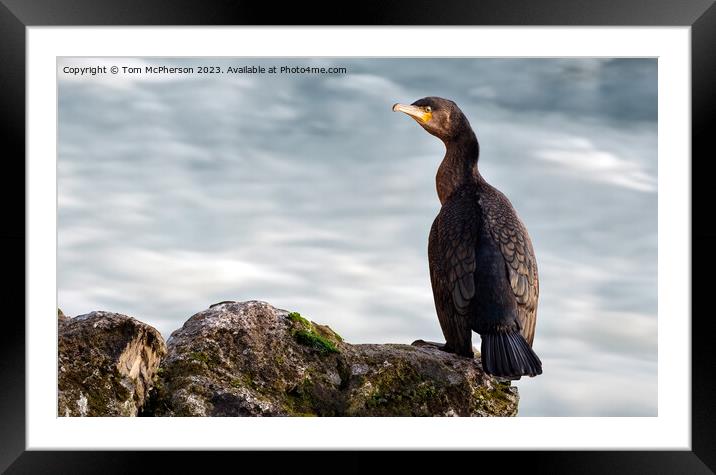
top-left (471, 383), bottom-right (518, 416)
top-left (359, 362), bottom-right (446, 415)
top-left (293, 329), bottom-right (339, 354)
top-left (287, 312), bottom-right (311, 328)
top-left (287, 311), bottom-right (341, 355)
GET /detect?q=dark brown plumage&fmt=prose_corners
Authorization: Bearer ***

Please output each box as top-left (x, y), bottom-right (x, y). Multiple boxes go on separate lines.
top-left (393, 97), bottom-right (542, 378)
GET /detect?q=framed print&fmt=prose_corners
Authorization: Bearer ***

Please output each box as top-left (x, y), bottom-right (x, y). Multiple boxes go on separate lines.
top-left (3, 0), bottom-right (715, 472)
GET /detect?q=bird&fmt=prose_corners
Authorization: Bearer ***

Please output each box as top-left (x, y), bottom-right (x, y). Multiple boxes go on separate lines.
top-left (393, 97), bottom-right (542, 378)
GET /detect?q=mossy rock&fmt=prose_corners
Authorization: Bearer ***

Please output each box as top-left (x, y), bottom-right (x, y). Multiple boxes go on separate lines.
top-left (147, 301), bottom-right (519, 417)
top-left (287, 312), bottom-right (341, 354)
top-left (58, 311), bottom-right (166, 417)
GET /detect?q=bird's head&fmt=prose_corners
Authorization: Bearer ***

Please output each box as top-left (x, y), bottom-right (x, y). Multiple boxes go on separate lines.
top-left (392, 96), bottom-right (470, 142)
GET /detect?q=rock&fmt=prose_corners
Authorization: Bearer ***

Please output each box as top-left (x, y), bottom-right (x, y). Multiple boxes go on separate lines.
top-left (58, 311), bottom-right (166, 416)
top-left (147, 300), bottom-right (518, 417)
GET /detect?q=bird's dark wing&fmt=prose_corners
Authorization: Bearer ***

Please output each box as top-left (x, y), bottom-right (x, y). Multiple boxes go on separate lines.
top-left (434, 191), bottom-right (479, 316)
top-left (481, 193), bottom-right (539, 345)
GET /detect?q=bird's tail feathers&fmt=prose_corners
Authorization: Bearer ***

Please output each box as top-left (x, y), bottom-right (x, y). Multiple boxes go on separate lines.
top-left (481, 332), bottom-right (542, 379)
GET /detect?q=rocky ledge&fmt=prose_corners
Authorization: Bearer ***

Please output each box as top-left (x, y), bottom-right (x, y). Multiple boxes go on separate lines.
top-left (58, 309), bottom-right (166, 416)
top-left (58, 301), bottom-right (519, 417)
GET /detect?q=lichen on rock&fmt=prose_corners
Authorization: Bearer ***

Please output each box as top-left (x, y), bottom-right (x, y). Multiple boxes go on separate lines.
top-left (58, 311), bottom-right (166, 416)
top-left (58, 302), bottom-right (519, 417)
top-left (146, 301), bottom-right (518, 417)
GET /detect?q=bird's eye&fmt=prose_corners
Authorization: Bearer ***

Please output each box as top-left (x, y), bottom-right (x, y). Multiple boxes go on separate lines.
top-left (425, 106), bottom-right (432, 112)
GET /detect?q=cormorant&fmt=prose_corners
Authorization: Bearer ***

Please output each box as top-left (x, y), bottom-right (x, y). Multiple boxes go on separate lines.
top-left (393, 97), bottom-right (542, 378)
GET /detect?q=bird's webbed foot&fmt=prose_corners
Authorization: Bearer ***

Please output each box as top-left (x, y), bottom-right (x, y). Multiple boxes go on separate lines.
top-left (411, 340), bottom-right (474, 358)
top-left (411, 339), bottom-right (449, 350)
top-left (443, 343), bottom-right (475, 359)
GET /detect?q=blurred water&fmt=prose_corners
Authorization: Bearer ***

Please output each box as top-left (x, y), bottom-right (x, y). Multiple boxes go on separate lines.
top-left (58, 58), bottom-right (657, 416)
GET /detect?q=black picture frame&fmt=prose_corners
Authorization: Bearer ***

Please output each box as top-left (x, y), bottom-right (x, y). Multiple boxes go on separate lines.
top-left (3, 1), bottom-right (714, 473)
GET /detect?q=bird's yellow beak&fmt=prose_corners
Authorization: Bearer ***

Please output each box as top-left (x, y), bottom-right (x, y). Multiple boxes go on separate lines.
top-left (392, 103), bottom-right (432, 123)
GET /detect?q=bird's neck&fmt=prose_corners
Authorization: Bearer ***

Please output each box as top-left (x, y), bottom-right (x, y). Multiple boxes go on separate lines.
top-left (436, 130), bottom-right (481, 205)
